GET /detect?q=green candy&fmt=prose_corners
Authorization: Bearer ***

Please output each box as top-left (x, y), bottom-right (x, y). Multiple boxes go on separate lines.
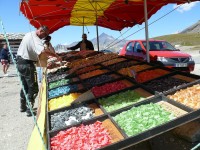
top-left (99, 90), bottom-right (144, 112)
top-left (113, 103), bottom-right (175, 137)
top-left (49, 79), bottom-right (70, 89)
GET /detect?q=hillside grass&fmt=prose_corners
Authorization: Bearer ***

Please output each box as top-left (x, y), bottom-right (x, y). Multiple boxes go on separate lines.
top-left (153, 33), bottom-right (200, 46)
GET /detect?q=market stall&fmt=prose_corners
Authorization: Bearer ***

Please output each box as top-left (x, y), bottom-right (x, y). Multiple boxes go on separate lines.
top-left (42, 51), bottom-right (200, 150)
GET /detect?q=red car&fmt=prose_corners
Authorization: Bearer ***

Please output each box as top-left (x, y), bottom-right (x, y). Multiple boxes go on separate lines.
top-left (119, 39), bottom-right (195, 72)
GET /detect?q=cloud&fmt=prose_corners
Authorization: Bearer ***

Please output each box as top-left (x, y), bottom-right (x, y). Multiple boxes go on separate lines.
top-left (173, 1), bottom-right (199, 13)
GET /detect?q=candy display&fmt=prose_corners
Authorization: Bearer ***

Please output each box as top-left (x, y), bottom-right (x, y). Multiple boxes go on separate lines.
top-left (145, 77), bottom-right (189, 93)
top-left (167, 84), bottom-right (200, 110)
top-left (136, 69), bottom-right (169, 83)
top-left (83, 74), bottom-right (115, 88)
top-left (118, 64), bottom-right (152, 77)
top-left (48, 93), bottom-right (81, 111)
top-left (50, 105), bottom-right (94, 130)
top-left (49, 78), bottom-right (72, 90)
top-left (79, 69), bottom-right (108, 79)
top-left (106, 60), bottom-right (137, 71)
top-left (48, 84), bottom-right (79, 99)
top-left (70, 53), bottom-right (118, 71)
top-left (47, 73), bottom-right (69, 83)
top-left (101, 58), bottom-right (127, 66)
top-left (47, 65), bottom-right (70, 75)
top-left (114, 103), bottom-right (175, 137)
top-left (91, 80), bottom-right (130, 98)
top-left (76, 50), bottom-right (99, 58)
top-left (76, 65), bottom-right (101, 75)
top-left (43, 50), bottom-right (200, 150)
top-left (51, 121), bottom-right (111, 150)
top-left (99, 90), bottom-right (145, 112)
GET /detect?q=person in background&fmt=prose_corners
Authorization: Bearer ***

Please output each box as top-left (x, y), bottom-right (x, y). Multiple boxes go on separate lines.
top-left (67, 33), bottom-right (94, 51)
top-left (16, 25), bottom-right (61, 117)
top-left (0, 43), bottom-right (10, 76)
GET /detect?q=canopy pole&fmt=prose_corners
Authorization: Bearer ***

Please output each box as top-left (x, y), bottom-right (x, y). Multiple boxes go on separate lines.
top-left (95, 7), bottom-right (100, 51)
top-left (83, 17), bottom-right (85, 34)
top-left (144, 0), bottom-right (150, 63)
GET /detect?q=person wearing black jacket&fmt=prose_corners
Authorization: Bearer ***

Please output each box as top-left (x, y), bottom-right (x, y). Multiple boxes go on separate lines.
top-left (0, 43), bottom-right (10, 76)
top-left (67, 33), bottom-right (94, 51)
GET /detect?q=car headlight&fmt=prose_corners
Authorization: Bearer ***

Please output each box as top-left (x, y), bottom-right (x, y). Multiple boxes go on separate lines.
top-left (157, 56), bottom-right (168, 62)
top-left (189, 57), bottom-right (193, 61)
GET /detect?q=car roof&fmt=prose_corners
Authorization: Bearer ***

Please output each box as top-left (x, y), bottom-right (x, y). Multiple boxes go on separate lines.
top-left (127, 39), bottom-right (165, 42)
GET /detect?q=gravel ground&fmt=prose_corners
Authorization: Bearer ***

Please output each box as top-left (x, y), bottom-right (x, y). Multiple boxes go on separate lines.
top-left (0, 64), bottom-right (39, 150)
top-left (0, 48), bottom-right (199, 150)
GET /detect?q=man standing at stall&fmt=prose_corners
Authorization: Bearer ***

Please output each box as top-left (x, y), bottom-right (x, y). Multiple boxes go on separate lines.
top-left (17, 25), bottom-right (60, 117)
top-left (67, 33), bottom-right (94, 51)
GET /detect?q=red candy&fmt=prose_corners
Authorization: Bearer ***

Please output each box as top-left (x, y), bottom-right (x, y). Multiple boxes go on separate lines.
top-left (51, 121), bottom-right (111, 150)
top-left (91, 81), bottom-right (128, 97)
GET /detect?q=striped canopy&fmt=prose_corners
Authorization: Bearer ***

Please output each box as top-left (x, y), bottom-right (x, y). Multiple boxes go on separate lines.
top-left (20, 0), bottom-right (194, 33)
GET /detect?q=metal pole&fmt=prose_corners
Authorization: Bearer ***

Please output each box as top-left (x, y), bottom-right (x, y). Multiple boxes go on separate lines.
top-left (96, 7), bottom-right (100, 51)
top-left (83, 17), bottom-right (84, 34)
top-left (144, 0), bottom-right (150, 63)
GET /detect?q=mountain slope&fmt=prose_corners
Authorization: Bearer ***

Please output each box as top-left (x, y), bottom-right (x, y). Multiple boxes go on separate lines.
top-left (91, 33), bottom-right (127, 52)
top-left (153, 20), bottom-right (200, 46)
top-left (180, 20), bottom-right (200, 34)
top-left (154, 33), bottom-right (200, 46)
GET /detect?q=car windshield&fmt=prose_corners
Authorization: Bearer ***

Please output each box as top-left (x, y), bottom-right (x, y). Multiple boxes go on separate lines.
top-left (142, 41), bottom-right (177, 51)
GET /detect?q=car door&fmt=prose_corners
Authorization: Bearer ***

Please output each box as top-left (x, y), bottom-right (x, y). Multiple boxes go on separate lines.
top-left (133, 42), bottom-right (146, 60)
top-left (125, 42), bottom-right (135, 56)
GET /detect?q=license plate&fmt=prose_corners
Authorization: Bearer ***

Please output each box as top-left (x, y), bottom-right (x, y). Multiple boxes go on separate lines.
top-left (175, 63), bottom-right (188, 67)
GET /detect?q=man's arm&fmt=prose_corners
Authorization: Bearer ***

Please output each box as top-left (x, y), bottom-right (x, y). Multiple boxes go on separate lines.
top-left (40, 49), bottom-right (62, 61)
top-left (67, 42), bottom-right (81, 50)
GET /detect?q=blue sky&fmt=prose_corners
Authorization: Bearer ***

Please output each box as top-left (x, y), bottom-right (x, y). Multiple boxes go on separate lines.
top-left (0, 1), bottom-right (200, 47)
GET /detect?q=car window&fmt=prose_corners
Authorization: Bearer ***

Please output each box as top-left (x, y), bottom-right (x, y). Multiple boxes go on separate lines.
top-left (142, 41), bottom-right (176, 51)
top-left (126, 42), bottom-right (134, 52)
top-left (133, 42), bottom-right (142, 52)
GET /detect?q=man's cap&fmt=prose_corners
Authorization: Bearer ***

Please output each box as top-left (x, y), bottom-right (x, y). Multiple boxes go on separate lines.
top-left (40, 25), bottom-right (49, 32)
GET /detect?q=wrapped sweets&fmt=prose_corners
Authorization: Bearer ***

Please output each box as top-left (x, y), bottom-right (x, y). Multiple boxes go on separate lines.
top-left (76, 65), bottom-right (100, 75)
top-left (114, 103), bottom-right (175, 137)
top-left (101, 58), bottom-right (127, 66)
top-left (47, 73), bottom-right (68, 83)
top-left (51, 121), bottom-right (111, 150)
top-left (107, 60), bottom-right (136, 71)
top-left (99, 90), bottom-right (145, 112)
top-left (84, 74), bottom-right (114, 88)
top-left (91, 80), bottom-right (128, 98)
top-left (79, 69), bottom-right (106, 79)
top-left (48, 93), bottom-right (81, 111)
top-left (118, 64), bottom-right (151, 77)
top-left (167, 84), bottom-right (200, 110)
top-left (48, 84), bottom-right (78, 99)
top-left (145, 77), bottom-right (188, 93)
top-left (136, 69), bottom-right (169, 83)
top-left (49, 78), bottom-right (71, 89)
top-left (50, 104), bottom-right (94, 130)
